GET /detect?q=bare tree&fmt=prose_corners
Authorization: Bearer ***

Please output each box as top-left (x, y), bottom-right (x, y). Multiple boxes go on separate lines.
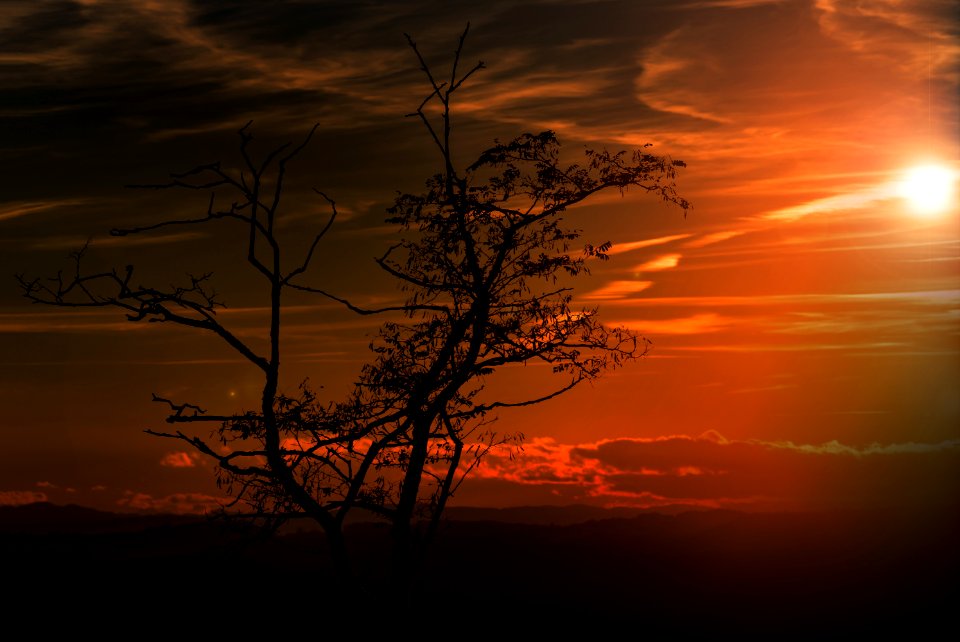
top-left (17, 25), bottom-right (688, 589)
top-left (15, 121), bottom-right (362, 573)
top-left (278, 25), bottom-right (689, 583)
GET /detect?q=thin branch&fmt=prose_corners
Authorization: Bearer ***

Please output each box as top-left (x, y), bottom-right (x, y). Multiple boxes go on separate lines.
top-left (286, 282), bottom-right (451, 317)
top-left (283, 189), bottom-right (338, 283)
top-left (144, 428), bottom-right (271, 477)
top-left (453, 377), bottom-right (584, 417)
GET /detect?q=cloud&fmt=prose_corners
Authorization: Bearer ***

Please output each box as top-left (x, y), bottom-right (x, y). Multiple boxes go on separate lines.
top-left (573, 285), bottom-right (956, 355)
top-left (116, 491), bottom-right (222, 515)
top-left (589, 289), bottom-right (960, 309)
top-left (769, 307), bottom-right (959, 336)
top-left (582, 280), bottom-right (653, 301)
top-left (0, 318), bottom-right (152, 334)
top-left (607, 234), bottom-right (692, 256)
top-left (731, 383), bottom-right (797, 395)
top-left (160, 451), bottom-right (199, 468)
top-left (678, 0), bottom-right (786, 8)
top-left (0, 200), bottom-right (87, 222)
top-left (0, 0), bottom-right (677, 152)
top-left (0, 303), bottom-right (378, 337)
top-left (462, 433), bottom-right (960, 509)
top-left (683, 230), bottom-right (747, 248)
top-left (635, 27), bottom-right (733, 124)
top-left (765, 438), bottom-right (960, 457)
top-left (613, 313), bottom-right (731, 335)
top-left (759, 182), bottom-right (898, 222)
top-left (813, 0), bottom-right (960, 77)
top-left (633, 253), bottom-right (681, 272)
top-left (0, 490), bottom-right (48, 506)
top-left (30, 231), bottom-right (206, 250)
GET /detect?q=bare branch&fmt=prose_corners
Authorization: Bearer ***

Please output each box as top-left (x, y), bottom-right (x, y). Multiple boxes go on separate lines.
top-left (286, 282), bottom-right (451, 317)
top-left (283, 189), bottom-right (338, 283)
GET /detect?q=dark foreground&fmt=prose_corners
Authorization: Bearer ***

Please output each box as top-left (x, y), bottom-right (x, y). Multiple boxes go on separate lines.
top-left (3, 503), bottom-right (956, 634)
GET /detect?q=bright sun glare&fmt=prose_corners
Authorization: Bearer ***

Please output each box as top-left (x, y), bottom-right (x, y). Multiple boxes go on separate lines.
top-left (899, 164), bottom-right (956, 216)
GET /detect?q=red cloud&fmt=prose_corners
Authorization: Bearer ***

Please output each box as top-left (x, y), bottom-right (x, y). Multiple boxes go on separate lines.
top-left (117, 491), bottom-right (222, 515)
top-left (0, 490), bottom-right (48, 506)
top-left (461, 434), bottom-right (960, 510)
top-left (160, 451), bottom-right (199, 468)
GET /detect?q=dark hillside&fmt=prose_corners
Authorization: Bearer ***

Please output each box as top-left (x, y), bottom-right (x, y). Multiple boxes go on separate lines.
top-left (3, 503), bottom-right (955, 634)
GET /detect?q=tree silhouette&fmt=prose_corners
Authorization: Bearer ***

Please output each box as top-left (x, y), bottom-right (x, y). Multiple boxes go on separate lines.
top-left (341, 26), bottom-right (689, 580)
top-left (13, 119), bottom-right (366, 569)
top-left (17, 25), bottom-right (688, 588)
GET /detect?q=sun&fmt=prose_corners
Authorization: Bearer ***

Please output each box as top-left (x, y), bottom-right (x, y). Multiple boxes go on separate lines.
top-left (898, 164), bottom-right (956, 217)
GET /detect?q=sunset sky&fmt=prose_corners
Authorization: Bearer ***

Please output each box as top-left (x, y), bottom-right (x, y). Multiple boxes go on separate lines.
top-left (1, 0), bottom-right (957, 514)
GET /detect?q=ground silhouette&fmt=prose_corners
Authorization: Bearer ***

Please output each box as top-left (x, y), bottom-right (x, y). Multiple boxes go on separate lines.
top-left (4, 502), bottom-right (955, 634)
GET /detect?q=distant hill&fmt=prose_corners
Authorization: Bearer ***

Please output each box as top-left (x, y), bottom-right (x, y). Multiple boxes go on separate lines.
top-left (444, 503), bottom-right (703, 524)
top-left (0, 501), bottom-right (702, 532)
top-left (0, 501), bottom-right (201, 533)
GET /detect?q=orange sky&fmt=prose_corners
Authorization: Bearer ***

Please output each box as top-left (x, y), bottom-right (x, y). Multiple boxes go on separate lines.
top-left (0, 0), bottom-right (957, 513)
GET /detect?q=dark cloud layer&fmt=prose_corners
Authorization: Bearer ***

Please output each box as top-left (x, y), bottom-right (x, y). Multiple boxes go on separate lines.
top-left (460, 434), bottom-right (960, 510)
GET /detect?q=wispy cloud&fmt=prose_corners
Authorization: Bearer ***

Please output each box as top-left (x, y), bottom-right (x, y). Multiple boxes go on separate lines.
top-left (0, 490), bottom-right (47, 506)
top-left (30, 231), bottom-right (206, 250)
top-left (595, 289), bottom-right (960, 308)
top-left (769, 307), bottom-right (960, 335)
top-left (633, 253), bottom-right (681, 272)
top-left (159, 451), bottom-right (200, 468)
top-left (0, 200), bottom-right (87, 222)
top-left (759, 182), bottom-right (898, 222)
top-left (635, 27), bottom-right (733, 124)
top-left (116, 490), bottom-right (222, 515)
top-left (683, 230), bottom-right (747, 248)
top-left (614, 313), bottom-right (731, 335)
top-left (766, 438), bottom-right (960, 457)
top-left (814, 0), bottom-right (960, 77)
top-left (607, 234), bottom-right (692, 256)
top-left (665, 341), bottom-right (909, 353)
top-left (582, 280), bottom-right (653, 301)
top-left (676, 0), bottom-right (786, 8)
top-left (0, 320), bottom-right (152, 334)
